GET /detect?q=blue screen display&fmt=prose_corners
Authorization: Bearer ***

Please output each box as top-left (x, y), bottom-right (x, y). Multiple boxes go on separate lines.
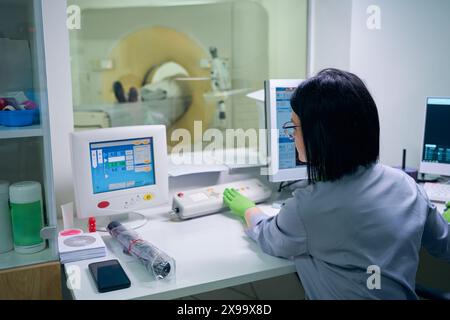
top-left (276, 87), bottom-right (305, 169)
top-left (89, 137), bottom-right (155, 194)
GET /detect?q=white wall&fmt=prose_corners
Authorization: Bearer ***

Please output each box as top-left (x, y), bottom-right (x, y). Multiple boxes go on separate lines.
top-left (350, 0), bottom-right (450, 168)
top-left (309, 0), bottom-right (352, 74)
top-left (311, 0), bottom-right (450, 168)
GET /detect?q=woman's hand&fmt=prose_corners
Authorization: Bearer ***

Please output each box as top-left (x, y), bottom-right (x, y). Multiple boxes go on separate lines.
top-left (223, 188), bottom-right (256, 219)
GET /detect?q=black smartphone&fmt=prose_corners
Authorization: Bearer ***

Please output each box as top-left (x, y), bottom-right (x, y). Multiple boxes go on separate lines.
top-left (88, 259), bottom-right (131, 293)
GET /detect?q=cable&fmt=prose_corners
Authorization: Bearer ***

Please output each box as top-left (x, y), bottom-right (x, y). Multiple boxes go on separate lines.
top-left (93, 211), bottom-right (148, 233)
top-left (278, 180), bottom-right (300, 192)
top-left (416, 173), bottom-right (440, 183)
top-left (95, 208), bottom-right (179, 232)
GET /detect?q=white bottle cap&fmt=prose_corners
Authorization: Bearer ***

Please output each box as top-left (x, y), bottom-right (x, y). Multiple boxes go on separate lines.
top-left (9, 181), bottom-right (42, 204)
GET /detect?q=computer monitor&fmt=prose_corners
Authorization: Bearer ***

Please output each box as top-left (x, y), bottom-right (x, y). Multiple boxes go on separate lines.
top-left (420, 97), bottom-right (450, 177)
top-left (265, 79), bottom-right (308, 182)
top-left (70, 126), bottom-right (169, 225)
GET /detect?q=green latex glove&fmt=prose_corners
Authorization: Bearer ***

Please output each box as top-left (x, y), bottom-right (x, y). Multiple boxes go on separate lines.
top-left (223, 188), bottom-right (256, 219)
top-left (444, 201), bottom-right (450, 223)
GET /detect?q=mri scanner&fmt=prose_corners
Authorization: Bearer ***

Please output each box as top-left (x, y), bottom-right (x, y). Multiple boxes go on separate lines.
top-left (74, 26), bottom-right (234, 144)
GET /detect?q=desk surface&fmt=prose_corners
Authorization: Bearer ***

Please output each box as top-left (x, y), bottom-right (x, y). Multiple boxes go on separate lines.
top-left (64, 200), bottom-right (447, 300)
top-left (64, 205), bottom-right (295, 300)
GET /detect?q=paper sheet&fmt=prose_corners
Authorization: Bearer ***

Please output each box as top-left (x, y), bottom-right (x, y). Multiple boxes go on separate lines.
top-left (246, 89), bottom-right (265, 102)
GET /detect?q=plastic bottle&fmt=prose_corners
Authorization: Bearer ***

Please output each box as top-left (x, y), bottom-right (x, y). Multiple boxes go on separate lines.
top-left (107, 221), bottom-right (175, 280)
top-left (9, 181), bottom-right (45, 254)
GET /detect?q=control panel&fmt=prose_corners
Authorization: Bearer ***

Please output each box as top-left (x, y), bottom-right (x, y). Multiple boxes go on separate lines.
top-left (172, 179), bottom-right (272, 220)
top-left (96, 192), bottom-right (154, 211)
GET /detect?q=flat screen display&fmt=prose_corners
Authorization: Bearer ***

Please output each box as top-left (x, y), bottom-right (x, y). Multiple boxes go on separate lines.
top-left (276, 87), bottom-right (306, 169)
top-left (422, 98), bottom-right (450, 165)
top-left (89, 137), bottom-right (155, 194)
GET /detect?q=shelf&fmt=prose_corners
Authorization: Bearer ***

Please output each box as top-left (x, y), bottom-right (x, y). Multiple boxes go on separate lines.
top-left (0, 125), bottom-right (43, 139)
top-left (0, 247), bottom-right (57, 271)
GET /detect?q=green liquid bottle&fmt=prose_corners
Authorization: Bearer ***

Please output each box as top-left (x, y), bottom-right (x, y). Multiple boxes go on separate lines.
top-left (9, 181), bottom-right (45, 254)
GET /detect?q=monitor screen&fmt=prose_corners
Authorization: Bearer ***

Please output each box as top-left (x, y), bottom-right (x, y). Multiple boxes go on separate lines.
top-left (276, 87), bottom-right (306, 169)
top-left (422, 98), bottom-right (450, 165)
top-left (89, 137), bottom-right (156, 194)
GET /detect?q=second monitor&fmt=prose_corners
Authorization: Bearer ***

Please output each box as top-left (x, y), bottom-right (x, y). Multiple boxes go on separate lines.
top-left (420, 97), bottom-right (450, 177)
top-left (265, 79), bottom-right (307, 183)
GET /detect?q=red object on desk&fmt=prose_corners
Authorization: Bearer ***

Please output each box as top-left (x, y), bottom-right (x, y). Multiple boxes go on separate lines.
top-left (88, 217), bottom-right (96, 233)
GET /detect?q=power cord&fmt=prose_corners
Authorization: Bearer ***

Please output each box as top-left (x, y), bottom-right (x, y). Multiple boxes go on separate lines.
top-left (278, 180), bottom-right (300, 192)
top-left (93, 211), bottom-right (149, 233)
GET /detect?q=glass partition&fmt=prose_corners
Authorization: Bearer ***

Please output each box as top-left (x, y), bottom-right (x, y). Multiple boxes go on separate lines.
top-left (0, 0), bottom-right (58, 270)
top-left (68, 0), bottom-right (308, 154)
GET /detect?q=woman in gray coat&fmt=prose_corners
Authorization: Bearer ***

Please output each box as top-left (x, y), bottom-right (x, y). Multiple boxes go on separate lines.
top-left (224, 69), bottom-right (450, 300)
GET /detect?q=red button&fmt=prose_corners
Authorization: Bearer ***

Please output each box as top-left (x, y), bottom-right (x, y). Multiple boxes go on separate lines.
top-left (97, 201), bottom-right (110, 209)
top-left (177, 192), bottom-right (184, 197)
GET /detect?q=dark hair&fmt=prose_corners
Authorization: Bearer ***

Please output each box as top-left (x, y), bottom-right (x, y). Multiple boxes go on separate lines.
top-left (290, 68), bottom-right (380, 183)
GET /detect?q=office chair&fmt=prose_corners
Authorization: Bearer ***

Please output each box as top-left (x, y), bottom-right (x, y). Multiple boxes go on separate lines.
top-left (415, 284), bottom-right (450, 300)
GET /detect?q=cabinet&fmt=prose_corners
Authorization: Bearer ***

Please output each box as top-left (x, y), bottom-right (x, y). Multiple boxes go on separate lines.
top-left (0, 0), bottom-right (73, 299)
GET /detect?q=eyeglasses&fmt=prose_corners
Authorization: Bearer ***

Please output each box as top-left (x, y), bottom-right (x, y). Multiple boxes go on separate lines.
top-left (282, 121), bottom-right (301, 140)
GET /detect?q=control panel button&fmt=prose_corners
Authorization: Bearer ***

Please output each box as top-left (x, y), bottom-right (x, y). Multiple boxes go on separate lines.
top-left (97, 201), bottom-right (110, 209)
top-left (143, 193), bottom-right (153, 201)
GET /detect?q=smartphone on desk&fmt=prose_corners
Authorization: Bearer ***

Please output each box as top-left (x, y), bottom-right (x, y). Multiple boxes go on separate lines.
top-left (89, 259), bottom-right (131, 293)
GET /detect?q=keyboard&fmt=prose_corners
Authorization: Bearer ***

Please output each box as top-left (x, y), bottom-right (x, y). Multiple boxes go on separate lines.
top-left (423, 183), bottom-right (450, 203)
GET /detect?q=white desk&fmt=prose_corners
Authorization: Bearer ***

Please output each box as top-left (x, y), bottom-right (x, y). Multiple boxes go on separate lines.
top-left (63, 197), bottom-right (448, 300)
top-left (64, 204), bottom-right (296, 300)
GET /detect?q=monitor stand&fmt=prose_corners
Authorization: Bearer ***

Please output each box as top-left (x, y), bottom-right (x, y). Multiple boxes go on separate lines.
top-left (96, 212), bottom-right (148, 232)
top-left (417, 173), bottom-right (441, 183)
